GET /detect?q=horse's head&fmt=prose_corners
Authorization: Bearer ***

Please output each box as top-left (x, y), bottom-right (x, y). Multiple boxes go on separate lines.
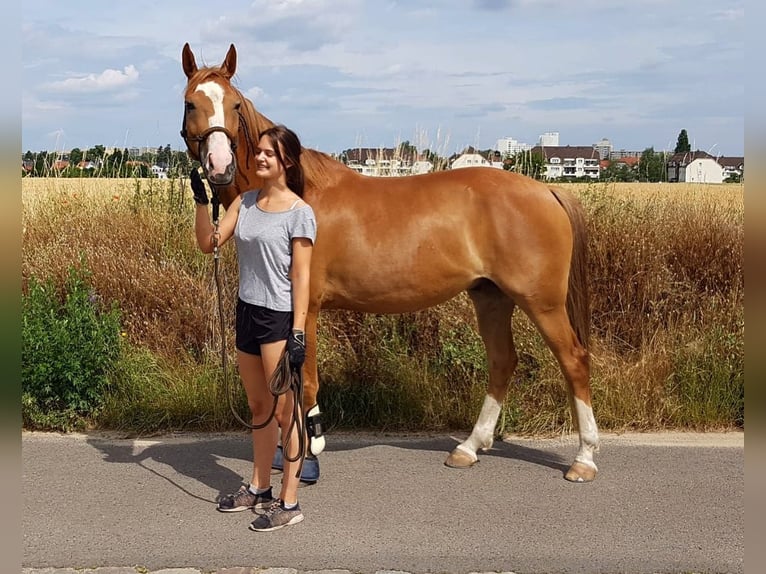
top-left (181, 43), bottom-right (241, 187)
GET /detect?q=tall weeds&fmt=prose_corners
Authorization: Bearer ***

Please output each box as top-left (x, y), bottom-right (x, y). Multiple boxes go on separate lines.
top-left (22, 179), bottom-right (744, 435)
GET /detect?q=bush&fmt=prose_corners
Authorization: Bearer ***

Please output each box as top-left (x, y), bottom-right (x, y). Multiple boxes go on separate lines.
top-left (22, 261), bottom-right (122, 430)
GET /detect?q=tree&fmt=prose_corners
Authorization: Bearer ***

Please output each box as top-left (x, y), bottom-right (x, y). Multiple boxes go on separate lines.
top-left (674, 129), bottom-right (691, 154)
top-left (156, 144), bottom-right (172, 166)
top-left (419, 149), bottom-right (448, 171)
top-left (599, 160), bottom-right (638, 182)
top-left (86, 145), bottom-right (106, 161)
top-left (638, 147), bottom-right (666, 182)
top-left (506, 150), bottom-right (545, 180)
top-left (107, 149), bottom-right (125, 176)
top-left (69, 148), bottom-right (83, 167)
top-left (171, 150), bottom-right (191, 176)
top-left (394, 140), bottom-right (418, 162)
top-left (33, 151), bottom-right (52, 177)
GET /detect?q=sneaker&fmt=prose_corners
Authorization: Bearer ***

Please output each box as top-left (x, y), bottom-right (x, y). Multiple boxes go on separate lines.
top-left (217, 485), bottom-right (273, 513)
top-left (249, 499), bottom-right (304, 532)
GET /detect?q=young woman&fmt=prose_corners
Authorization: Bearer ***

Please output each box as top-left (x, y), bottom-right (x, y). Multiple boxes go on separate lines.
top-left (190, 124), bottom-right (316, 532)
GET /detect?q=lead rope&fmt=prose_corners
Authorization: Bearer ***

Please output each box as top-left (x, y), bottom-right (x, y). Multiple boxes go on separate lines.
top-left (209, 190), bottom-right (306, 479)
top-left (211, 208), bottom-right (275, 430)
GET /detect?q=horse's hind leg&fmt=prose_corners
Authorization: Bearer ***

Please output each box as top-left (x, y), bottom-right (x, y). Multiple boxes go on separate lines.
top-left (445, 283), bottom-right (517, 469)
top-left (524, 302), bottom-right (599, 482)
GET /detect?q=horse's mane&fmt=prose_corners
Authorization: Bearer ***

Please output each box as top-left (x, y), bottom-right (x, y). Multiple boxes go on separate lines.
top-left (187, 67), bottom-right (351, 191)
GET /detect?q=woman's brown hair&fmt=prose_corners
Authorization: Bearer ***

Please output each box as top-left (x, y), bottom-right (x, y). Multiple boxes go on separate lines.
top-left (260, 124), bottom-right (305, 197)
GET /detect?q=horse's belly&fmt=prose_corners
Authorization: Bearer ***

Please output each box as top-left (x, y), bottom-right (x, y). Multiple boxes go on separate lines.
top-left (322, 270), bottom-right (473, 313)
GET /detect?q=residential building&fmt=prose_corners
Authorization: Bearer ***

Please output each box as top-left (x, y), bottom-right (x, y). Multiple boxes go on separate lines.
top-left (495, 136), bottom-right (531, 158)
top-left (609, 149), bottom-right (642, 160)
top-left (666, 150), bottom-right (725, 183)
top-left (410, 160), bottom-right (434, 175)
top-left (450, 147), bottom-right (503, 170)
top-left (342, 147), bottom-right (415, 176)
top-left (530, 145), bottom-right (601, 179)
top-left (593, 138), bottom-right (613, 160)
top-left (451, 153), bottom-right (502, 170)
top-left (718, 156), bottom-right (744, 181)
top-left (538, 132), bottom-right (560, 147)
top-left (599, 156), bottom-right (640, 170)
top-left (151, 165), bottom-right (168, 179)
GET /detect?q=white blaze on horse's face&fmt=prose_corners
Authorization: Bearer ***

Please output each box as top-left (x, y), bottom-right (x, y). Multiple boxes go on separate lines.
top-left (196, 80), bottom-right (235, 181)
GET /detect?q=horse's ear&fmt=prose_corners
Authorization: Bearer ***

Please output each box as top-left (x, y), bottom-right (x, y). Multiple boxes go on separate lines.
top-left (221, 44), bottom-right (237, 79)
top-left (182, 43), bottom-right (197, 78)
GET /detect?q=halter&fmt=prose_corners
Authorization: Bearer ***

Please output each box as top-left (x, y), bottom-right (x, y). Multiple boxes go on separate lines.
top-left (180, 87), bottom-right (259, 180)
top-left (179, 123), bottom-right (239, 161)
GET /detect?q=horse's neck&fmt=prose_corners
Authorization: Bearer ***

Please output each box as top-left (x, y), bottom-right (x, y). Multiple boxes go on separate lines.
top-left (230, 97), bottom-right (353, 204)
top-left (233, 99), bottom-right (272, 191)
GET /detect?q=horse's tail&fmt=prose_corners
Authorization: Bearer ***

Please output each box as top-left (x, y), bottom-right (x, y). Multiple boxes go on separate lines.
top-left (549, 186), bottom-right (590, 349)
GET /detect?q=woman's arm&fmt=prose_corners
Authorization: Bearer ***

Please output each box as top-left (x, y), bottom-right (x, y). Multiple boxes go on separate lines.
top-left (290, 237), bottom-right (313, 331)
top-left (195, 195), bottom-right (241, 254)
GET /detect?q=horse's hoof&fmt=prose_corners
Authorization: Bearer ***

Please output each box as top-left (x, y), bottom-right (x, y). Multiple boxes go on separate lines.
top-left (444, 447), bottom-right (477, 468)
top-left (564, 461), bottom-right (597, 482)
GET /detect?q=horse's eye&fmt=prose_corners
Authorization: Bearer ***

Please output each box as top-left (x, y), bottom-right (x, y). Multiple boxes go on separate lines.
top-left (185, 101), bottom-right (195, 112)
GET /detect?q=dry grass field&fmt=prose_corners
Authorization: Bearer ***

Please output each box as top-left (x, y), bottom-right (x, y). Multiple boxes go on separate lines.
top-left (22, 177), bottom-right (744, 434)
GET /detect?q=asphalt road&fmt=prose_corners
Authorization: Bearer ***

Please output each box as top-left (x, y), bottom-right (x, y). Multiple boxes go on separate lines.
top-left (22, 430), bottom-right (743, 574)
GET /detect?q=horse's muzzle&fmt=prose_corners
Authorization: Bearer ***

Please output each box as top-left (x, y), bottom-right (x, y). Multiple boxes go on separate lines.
top-left (205, 155), bottom-right (237, 186)
top-left (206, 167), bottom-right (235, 186)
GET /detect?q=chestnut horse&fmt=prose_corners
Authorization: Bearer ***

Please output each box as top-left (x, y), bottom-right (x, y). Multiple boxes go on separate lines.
top-left (181, 43), bottom-right (599, 482)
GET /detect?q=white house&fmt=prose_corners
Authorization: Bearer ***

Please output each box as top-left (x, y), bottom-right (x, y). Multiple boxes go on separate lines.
top-left (530, 145), bottom-right (601, 180)
top-left (410, 160), bottom-right (434, 175)
top-left (342, 147), bottom-right (414, 177)
top-left (451, 153), bottom-right (502, 170)
top-left (151, 165), bottom-right (168, 179)
top-left (718, 156), bottom-right (744, 181)
top-left (666, 151), bottom-right (725, 183)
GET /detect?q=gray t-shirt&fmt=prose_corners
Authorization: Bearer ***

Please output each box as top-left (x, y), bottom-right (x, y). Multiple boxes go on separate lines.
top-left (234, 190), bottom-right (317, 312)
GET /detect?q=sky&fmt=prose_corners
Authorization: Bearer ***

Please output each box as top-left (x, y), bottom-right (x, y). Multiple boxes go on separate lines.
top-left (22, 0), bottom-right (744, 158)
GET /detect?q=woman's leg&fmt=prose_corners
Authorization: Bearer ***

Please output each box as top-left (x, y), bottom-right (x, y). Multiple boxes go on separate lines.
top-left (260, 341), bottom-right (302, 506)
top-left (276, 390), bottom-right (303, 505)
top-left (237, 349), bottom-right (279, 489)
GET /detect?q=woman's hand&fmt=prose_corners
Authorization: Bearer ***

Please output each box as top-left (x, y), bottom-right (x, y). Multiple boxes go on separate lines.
top-left (286, 329), bottom-right (306, 371)
top-left (190, 168), bottom-right (209, 205)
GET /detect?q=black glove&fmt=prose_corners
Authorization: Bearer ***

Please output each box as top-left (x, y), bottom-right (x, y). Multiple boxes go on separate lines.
top-left (189, 168), bottom-right (209, 205)
top-left (286, 329), bottom-right (306, 371)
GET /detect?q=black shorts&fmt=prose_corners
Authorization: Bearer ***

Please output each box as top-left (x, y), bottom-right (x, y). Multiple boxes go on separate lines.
top-left (235, 299), bottom-right (292, 356)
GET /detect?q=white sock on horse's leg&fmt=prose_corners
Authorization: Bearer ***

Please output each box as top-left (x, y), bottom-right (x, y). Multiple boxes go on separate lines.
top-left (307, 404), bottom-right (325, 456)
top-left (573, 397), bottom-right (599, 469)
top-left (458, 394), bottom-right (501, 456)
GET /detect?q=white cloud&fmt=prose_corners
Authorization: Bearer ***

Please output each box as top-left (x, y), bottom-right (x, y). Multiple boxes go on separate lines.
top-left (244, 86), bottom-right (267, 101)
top-left (713, 7), bottom-right (744, 20)
top-left (46, 65), bottom-right (140, 94)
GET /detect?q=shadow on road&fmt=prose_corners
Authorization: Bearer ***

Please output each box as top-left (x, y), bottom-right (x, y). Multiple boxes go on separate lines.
top-left (85, 432), bottom-right (569, 502)
top-left (324, 434), bottom-right (570, 474)
top-left (85, 433), bottom-right (253, 506)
